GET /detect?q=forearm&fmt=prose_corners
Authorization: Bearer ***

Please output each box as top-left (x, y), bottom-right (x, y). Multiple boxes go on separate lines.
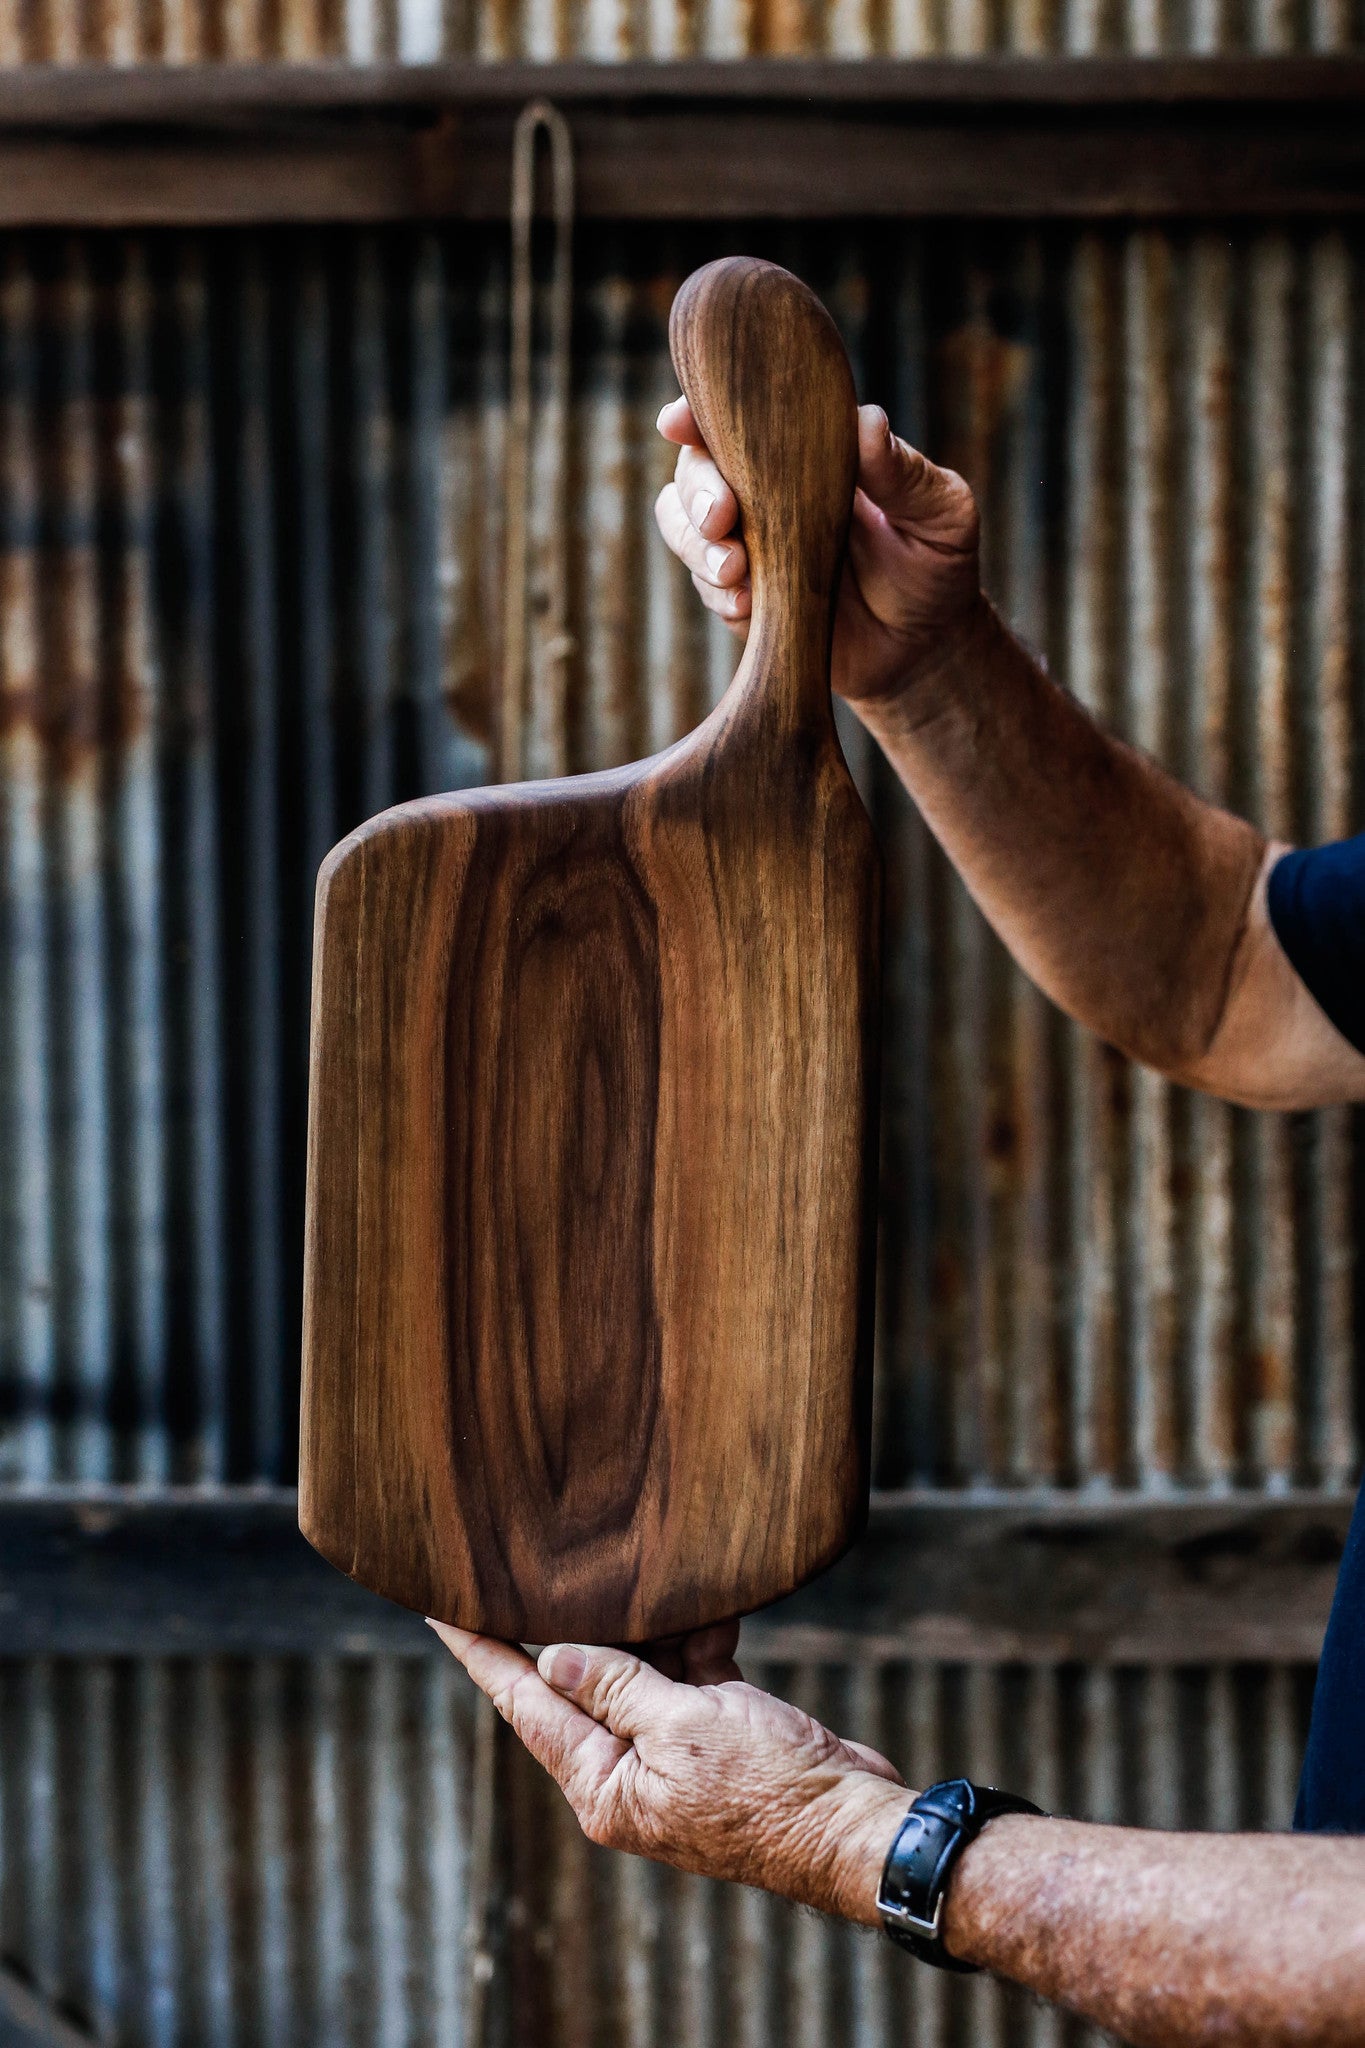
top-left (831, 1793), bottom-right (1365, 2047)
top-left (859, 602), bottom-right (1266, 1079)
top-left (942, 1815), bottom-right (1365, 2047)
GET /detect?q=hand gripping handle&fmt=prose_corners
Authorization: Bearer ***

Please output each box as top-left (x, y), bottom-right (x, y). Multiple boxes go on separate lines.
top-left (669, 257), bottom-right (859, 732)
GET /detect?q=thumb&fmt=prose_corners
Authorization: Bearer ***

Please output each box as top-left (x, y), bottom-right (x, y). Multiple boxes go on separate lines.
top-left (539, 1643), bottom-right (678, 1737)
top-left (855, 405), bottom-right (977, 542)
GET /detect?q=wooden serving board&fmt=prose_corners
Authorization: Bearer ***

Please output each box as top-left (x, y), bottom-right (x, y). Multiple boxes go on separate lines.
top-left (300, 257), bottom-right (881, 1644)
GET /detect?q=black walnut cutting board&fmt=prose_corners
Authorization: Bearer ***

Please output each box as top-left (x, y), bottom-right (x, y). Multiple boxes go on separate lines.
top-left (300, 256), bottom-right (882, 1643)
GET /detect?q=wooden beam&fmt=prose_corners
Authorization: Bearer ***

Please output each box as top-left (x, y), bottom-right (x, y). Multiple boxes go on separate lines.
top-left (750, 1490), bottom-right (1356, 1664)
top-left (0, 59), bottom-right (1356, 222)
top-left (0, 57), bottom-right (1362, 121)
top-left (0, 1487), bottom-right (1351, 1661)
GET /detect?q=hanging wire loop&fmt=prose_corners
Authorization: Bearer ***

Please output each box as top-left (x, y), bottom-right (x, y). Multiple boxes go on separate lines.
top-left (501, 98), bottom-right (575, 787)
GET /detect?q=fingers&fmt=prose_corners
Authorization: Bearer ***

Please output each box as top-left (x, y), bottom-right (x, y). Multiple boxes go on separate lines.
top-left (689, 569), bottom-right (752, 629)
top-left (539, 1641), bottom-right (679, 1738)
top-left (657, 396), bottom-right (740, 537)
top-left (681, 1619), bottom-right (742, 1685)
top-left (427, 1620), bottom-right (629, 1809)
top-left (673, 443), bottom-right (740, 543)
top-left (656, 396), bottom-right (704, 447)
top-left (655, 482), bottom-right (752, 628)
top-left (641, 1620), bottom-right (743, 1685)
top-left (654, 481), bottom-right (747, 590)
top-left (654, 396), bottom-right (750, 638)
top-left (855, 404), bottom-right (978, 546)
top-left (640, 1633), bottom-right (686, 1681)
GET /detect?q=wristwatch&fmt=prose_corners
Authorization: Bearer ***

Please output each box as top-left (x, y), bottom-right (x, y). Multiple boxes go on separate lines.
top-left (876, 1777), bottom-right (1044, 1971)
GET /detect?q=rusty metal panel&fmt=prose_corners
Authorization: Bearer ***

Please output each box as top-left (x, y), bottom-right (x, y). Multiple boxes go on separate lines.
top-left (0, 1652), bottom-right (1317, 2046)
top-left (0, 219), bottom-right (1358, 2047)
top-left (0, 223), bottom-right (1361, 1492)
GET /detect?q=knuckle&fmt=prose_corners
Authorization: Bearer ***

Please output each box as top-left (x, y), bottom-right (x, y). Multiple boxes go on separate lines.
top-left (594, 1657), bottom-right (643, 1720)
top-left (489, 1671), bottom-right (527, 1727)
top-left (943, 465), bottom-right (979, 519)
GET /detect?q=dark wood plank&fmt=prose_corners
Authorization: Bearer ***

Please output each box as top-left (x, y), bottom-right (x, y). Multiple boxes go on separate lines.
top-left (0, 57), bottom-right (1362, 123)
top-left (0, 1489), bottom-right (433, 1657)
top-left (557, 107), bottom-right (1365, 218)
top-left (748, 1491), bottom-right (1354, 1663)
top-left (1, 114), bottom-right (1361, 224)
top-left (0, 61), bottom-right (1358, 222)
top-left (0, 133), bottom-right (451, 225)
top-left (300, 259), bottom-right (881, 1644)
top-left (0, 1488), bottom-right (1350, 1658)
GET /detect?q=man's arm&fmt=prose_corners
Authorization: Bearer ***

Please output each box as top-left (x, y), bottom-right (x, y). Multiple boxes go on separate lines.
top-left (656, 399), bottom-right (1365, 1111)
top-left (432, 1628), bottom-right (1365, 2048)
top-left (858, 607), bottom-right (1364, 1109)
top-left (947, 1810), bottom-right (1365, 2048)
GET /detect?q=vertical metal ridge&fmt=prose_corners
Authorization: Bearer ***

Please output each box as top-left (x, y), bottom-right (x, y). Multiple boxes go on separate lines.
top-left (248, 1660), bottom-right (295, 2047)
top-left (1179, 232), bottom-right (1238, 1488)
top-left (577, 249), bottom-right (642, 774)
top-left (231, 239), bottom-right (287, 1482)
top-left (1120, 228), bottom-right (1178, 1488)
top-left (873, 230), bottom-right (934, 1489)
top-left (74, 1661), bottom-right (119, 2039)
top-left (350, 232), bottom-right (400, 821)
top-left (407, 233), bottom-right (457, 794)
top-left (1061, 231), bottom-right (1122, 1488)
top-left (0, 241), bottom-right (53, 1483)
top-left (158, 243), bottom-right (228, 1481)
top-left (1240, 230), bottom-right (1297, 1490)
top-left (106, 238), bottom-right (171, 1490)
top-left (1299, 229), bottom-right (1355, 1489)
top-left (47, 238), bottom-right (112, 1486)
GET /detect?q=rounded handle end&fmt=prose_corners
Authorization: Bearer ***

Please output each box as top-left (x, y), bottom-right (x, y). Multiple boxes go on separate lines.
top-left (669, 257), bottom-right (858, 588)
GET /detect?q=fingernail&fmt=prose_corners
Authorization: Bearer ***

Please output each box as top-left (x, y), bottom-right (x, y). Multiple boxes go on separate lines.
top-left (705, 543), bottom-right (730, 579)
top-left (691, 491), bottom-right (715, 532)
top-left (540, 1644), bottom-right (588, 1690)
top-left (656, 402), bottom-right (673, 429)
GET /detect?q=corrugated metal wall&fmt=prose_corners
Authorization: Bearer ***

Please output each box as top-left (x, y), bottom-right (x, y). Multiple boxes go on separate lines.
top-left (2, 225), bottom-right (1360, 1494)
top-left (0, 204), bottom-right (1360, 2048)
top-left (0, 0), bottom-right (1360, 61)
top-left (0, 1654), bottom-right (1320, 2047)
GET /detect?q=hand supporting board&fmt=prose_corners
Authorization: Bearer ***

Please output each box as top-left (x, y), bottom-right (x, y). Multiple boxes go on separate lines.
top-left (300, 257), bottom-right (881, 1643)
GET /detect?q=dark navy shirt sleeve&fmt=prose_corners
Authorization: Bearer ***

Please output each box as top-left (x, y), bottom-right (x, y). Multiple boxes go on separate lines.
top-left (1296, 1483), bottom-right (1365, 1832)
top-left (1267, 834), bottom-right (1365, 1054)
top-left (1270, 836), bottom-right (1365, 1831)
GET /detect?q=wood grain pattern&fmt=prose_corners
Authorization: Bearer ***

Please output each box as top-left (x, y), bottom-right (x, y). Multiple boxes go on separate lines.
top-left (300, 257), bottom-right (881, 1643)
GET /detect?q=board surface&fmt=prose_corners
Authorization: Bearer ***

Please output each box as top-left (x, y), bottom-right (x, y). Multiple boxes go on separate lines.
top-left (300, 257), bottom-right (882, 1642)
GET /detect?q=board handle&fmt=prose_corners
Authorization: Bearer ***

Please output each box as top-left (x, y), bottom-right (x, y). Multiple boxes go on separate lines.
top-left (669, 257), bottom-right (859, 731)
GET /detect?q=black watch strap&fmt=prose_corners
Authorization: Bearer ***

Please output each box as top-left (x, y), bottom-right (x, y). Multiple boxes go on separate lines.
top-left (877, 1778), bottom-right (1044, 1972)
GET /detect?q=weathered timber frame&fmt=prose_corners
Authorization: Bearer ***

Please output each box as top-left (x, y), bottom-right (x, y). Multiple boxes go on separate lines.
top-left (0, 1490), bottom-right (1352, 1659)
top-left (0, 57), bottom-right (1357, 222)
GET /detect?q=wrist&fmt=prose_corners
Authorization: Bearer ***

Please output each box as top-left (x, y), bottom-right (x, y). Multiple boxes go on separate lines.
top-left (821, 1776), bottom-right (915, 1927)
top-left (855, 593), bottom-right (1000, 737)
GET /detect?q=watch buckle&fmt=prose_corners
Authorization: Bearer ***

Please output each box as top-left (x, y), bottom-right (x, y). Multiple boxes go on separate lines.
top-left (877, 1892), bottom-right (945, 1943)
